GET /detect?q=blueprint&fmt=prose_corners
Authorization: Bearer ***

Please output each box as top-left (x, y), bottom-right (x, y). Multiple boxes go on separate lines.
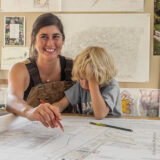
top-left (0, 114), bottom-right (160, 160)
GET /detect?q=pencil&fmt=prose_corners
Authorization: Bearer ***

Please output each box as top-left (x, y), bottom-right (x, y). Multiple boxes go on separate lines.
top-left (90, 122), bottom-right (133, 132)
top-left (40, 99), bottom-right (64, 132)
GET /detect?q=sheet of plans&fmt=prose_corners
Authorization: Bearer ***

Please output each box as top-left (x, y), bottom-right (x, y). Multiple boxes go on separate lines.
top-left (0, 114), bottom-right (159, 160)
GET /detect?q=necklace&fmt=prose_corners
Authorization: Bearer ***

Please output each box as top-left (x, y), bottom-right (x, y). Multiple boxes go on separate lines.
top-left (46, 79), bottom-right (50, 83)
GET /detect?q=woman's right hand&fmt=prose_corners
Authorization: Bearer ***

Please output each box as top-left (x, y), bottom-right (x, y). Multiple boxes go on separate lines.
top-left (25, 103), bottom-right (61, 128)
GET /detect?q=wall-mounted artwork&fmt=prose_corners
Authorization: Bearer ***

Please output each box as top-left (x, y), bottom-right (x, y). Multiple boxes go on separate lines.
top-left (1, 47), bottom-right (29, 70)
top-left (120, 88), bottom-right (160, 117)
top-left (4, 16), bottom-right (25, 46)
top-left (61, 0), bottom-right (144, 12)
top-left (60, 14), bottom-right (150, 82)
top-left (1, 0), bottom-right (61, 12)
top-left (154, 0), bottom-right (160, 55)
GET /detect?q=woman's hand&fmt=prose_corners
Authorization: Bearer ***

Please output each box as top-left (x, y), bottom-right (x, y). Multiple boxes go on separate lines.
top-left (25, 103), bottom-right (61, 128)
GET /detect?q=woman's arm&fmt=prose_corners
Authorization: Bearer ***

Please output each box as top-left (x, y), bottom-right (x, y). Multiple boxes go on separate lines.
top-left (6, 63), bottom-right (61, 128)
top-left (88, 78), bottom-right (110, 119)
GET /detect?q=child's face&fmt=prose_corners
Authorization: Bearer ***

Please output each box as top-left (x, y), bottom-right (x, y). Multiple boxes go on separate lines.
top-left (80, 79), bottom-right (89, 92)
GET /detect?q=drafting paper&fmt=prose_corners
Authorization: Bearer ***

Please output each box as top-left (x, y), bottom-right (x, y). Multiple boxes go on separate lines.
top-left (4, 16), bottom-right (25, 46)
top-left (1, 0), bottom-right (61, 12)
top-left (60, 14), bottom-right (150, 82)
top-left (0, 115), bottom-right (160, 160)
top-left (61, 0), bottom-right (144, 12)
top-left (1, 47), bottom-right (29, 70)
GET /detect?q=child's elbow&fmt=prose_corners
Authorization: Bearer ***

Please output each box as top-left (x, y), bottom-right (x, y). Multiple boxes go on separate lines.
top-left (94, 114), bottom-right (107, 120)
top-left (94, 110), bottom-right (109, 120)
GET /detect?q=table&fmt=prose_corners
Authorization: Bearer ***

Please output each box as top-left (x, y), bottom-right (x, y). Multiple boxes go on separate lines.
top-left (0, 114), bottom-right (160, 160)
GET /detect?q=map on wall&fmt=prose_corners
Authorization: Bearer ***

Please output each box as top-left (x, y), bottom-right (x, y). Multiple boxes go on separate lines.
top-left (60, 14), bottom-right (150, 82)
top-left (1, 0), bottom-right (61, 12)
top-left (61, 0), bottom-right (144, 12)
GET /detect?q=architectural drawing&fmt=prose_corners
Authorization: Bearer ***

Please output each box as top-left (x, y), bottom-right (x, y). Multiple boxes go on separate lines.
top-left (60, 14), bottom-right (150, 82)
top-left (1, 0), bottom-right (61, 12)
top-left (1, 47), bottom-right (29, 70)
top-left (0, 115), bottom-right (160, 160)
top-left (61, 0), bottom-right (144, 12)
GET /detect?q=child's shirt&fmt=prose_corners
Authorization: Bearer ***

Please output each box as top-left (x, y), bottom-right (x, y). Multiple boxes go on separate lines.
top-left (64, 79), bottom-right (122, 116)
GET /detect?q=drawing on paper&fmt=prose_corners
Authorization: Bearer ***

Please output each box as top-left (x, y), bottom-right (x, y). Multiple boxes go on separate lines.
top-left (61, 0), bottom-right (144, 12)
top-left (140, 89), bottom-right (160, 117)
top-left (61, 14), bottom-right (150, 82)
top-left (0, 116), bottom-right (160, 160)
top-left (34, 0), bottom-right (49, 8)
top-left (92, 0), bottom-right (100, 7)
top-left (1, 47), bottom-right (29, 70)
top-left (4, 16), bottom-right (25, 46)
top-left (1, 0), bottom-right (61, 12)
top-left (121, 90), bottom-right (134, 115)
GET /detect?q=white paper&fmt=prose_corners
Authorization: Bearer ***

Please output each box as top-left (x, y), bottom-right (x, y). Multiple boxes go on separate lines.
top-left (0, 88), bottom-right (7, 106)
top-left (0, 115), bottom-right (160, 160)
top-left (10, 24), bottom-right (19, 39)
top-left (120, 88), bottom-right (160, 117)
top-left (1, 0), bottom-right (61, 12)
top-left (1, 47), bottom-right (29, 70)
top-left (60, 14), bottom-right (150, 82)
top-left (62, 0), bottom-right (144, 12)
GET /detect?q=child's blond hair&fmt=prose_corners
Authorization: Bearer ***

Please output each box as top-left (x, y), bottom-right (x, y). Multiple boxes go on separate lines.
top-left (72, 46), bottom-right (117, 87)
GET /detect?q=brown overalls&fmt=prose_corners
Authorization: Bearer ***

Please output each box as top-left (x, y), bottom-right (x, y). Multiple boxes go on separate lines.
top-left (23, 56), bottom-right (74, 110)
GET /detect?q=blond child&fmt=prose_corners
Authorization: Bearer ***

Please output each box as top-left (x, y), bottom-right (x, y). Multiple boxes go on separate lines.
top-left (54, 46), bottom-right (122, 119)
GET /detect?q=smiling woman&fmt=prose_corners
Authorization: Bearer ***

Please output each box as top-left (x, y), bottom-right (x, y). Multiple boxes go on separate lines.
top-left (6, 13), bottom-right (74, 128)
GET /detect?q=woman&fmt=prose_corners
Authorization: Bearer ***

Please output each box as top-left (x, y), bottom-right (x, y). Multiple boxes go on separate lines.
top-left (6, 13), bottom-right (73, 128)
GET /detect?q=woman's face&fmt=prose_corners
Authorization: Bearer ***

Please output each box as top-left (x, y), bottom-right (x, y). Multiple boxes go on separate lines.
top-left (35, 25), bottom-right (64, 60)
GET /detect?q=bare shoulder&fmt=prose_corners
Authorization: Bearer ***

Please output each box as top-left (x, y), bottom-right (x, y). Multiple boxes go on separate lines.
top-left (9, 62), bottom-right (28, 76)
top-left (8, 62), bottom-right (30, 88)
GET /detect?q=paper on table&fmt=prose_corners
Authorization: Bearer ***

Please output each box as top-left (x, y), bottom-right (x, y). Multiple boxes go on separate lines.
top-left (0, 116), bottom-right (160, 160)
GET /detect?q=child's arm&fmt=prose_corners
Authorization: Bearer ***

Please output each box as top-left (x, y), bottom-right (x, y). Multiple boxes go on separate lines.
top-left (53, 96), bottom-right (70, 113)
top-left (88, 78), bottom-right (110, 120)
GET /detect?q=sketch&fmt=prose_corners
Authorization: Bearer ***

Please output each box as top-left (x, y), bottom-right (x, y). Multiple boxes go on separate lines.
top-left (60, 14), bottom-right (150, 82)
top-left (0, 115), bottom-right (160, 160)
top-left (34, 0), bottom-right (49, 8)
top-left (1, 0), bottom-right (61, 12)
top-left (120, 88), bottom-right (160, 117)
top-left (61, 0), bottom-right (144, 12)
top-left (4, 16), bottom-right (25, 46)
top-left (139, 89), bottom-right (160, 117)
top-left (121, 90), bottom-right (134, 115)
top-left (1, 47), bottom-right (29, 70)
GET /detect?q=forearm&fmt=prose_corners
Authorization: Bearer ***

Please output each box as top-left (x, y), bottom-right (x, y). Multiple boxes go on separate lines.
top-left (53, 96), bottom-right (69, 113)
top-left (6, 94), bottom-right (32, 117)
top-left (89, 83), bottom-right (109, 119)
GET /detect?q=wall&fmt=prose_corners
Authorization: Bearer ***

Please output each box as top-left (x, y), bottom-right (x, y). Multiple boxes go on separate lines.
top-left (0, 0), bottom-right (159, 88)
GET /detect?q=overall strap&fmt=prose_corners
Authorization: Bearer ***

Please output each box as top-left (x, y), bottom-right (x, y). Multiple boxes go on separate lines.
top-left (65, 58), bottom-right (73, 81)
top-left (25, 58), bottom-right (41, 85)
